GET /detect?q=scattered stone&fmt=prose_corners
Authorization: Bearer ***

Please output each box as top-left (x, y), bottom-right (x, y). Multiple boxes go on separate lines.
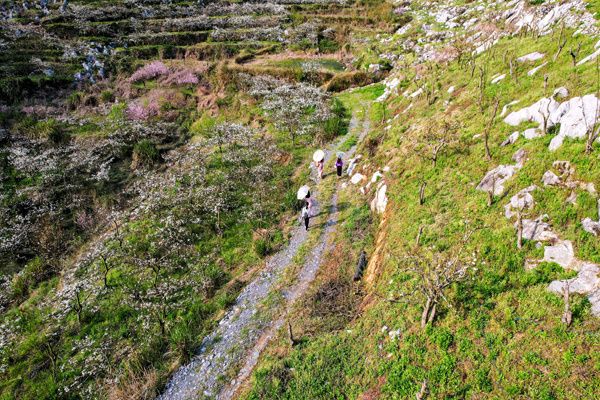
top-left (410, 87), bottom-right (424, 98)
top-left (543, 240), bottom-right (575, 268)
top-left (504, 185), bottom-right (537, 218)
top-left (447, 86), bottom-right (455, 94)
top-left (520, 216), bottom-right (559, 242)
top-left (351, 173), bottom-right (365, 185)
top-left (582, 218), bottom-right (600, 236)
top-left (368, 63), bottom-right (381, 72)
top-left (517, 52), bottom-right (545, 62)
top-left (388, 328), bottom-right (401, 340)
top-left (491, 74), bottom-right (506, 84)
top-left (566, 191), bottom-right (578, 205)
top-left (501, 131), bottom-right (520, 147)
top-left (577, 48), bottom-right (600, 66)
top-left (548, 263), bottom-right (600, 316)
top-left (527, 61), bottom-right (547, 76)
top-left (549, 94), bottom-right (600, 151)
top-left (477, 164), bottom-right (520, 196)
top-left (553, 160), bottom-right (575, 177)
top-left (553, 87), bottom-right (569, 99)
top-left (522, 128), bottom-right (542, 139)
top-left (477, 149), bottom-right (527, 195)
top-left (377, 77), bottom-right (401, 102)
top-left (505, 0), bottom-right (597, 36)
top-left (501, 100), bottom-right (520, 117)
top-left (513, 148), bottom-right (528, 166)
top-left (504, 97), bottom-right (559, 128)
top-left (542, 170), bottom-right (561, 186)
top-left (347, 155), bottom-right (362, 176)
top-left (371, 171), bottom-right (384, 183)
top-left (505, 93), bottom-right (600, 151)
top-left (371, 183), bottom-right (388, 214)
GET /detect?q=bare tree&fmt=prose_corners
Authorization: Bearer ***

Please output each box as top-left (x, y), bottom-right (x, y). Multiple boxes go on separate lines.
top-left (421, 121), bottom-right (457, 168)
top-left (287, 321), bottom-right (298, 347)
top-left (570, 42), bottom-right (582, 67)
top-left (478, 65), bottom-right (487, 113)
top-left (416, 226), bottom-right (424, 246)
top-left (416, 380), bottom-right (428, 400)
top-left (554, 24), bottom-right (567, 62)
top-left (509, 56), bottom-right (519, 85)
top-left (586, 58), bottom-right (600, 154)
top-left (483, 98), bottom-right (500, 160)
top-left (561, 282), bottom-right (572, 328)
top-left (402, 236), bottom-right (474, 328)
top-left (539, 98), bottom-right (552, 136)
top-left (72, 284), bottom-right (91, 326)
top-left (419, 181), bottom-right (427, 205)
top-left (516, 209), bottom-right (524, 249)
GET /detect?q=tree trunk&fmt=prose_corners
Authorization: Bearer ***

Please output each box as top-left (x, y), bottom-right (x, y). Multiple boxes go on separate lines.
top-left (421, 296), bottom-right (432, 328)
top-left (562, 284), bottom-right (572, 328)
top-left (419, 182), bottom-right (426, 205)
top-left (416, 379), bottom-right (428, 400)
top-left (517, 210), bottom-right (523, 249)
top-left (427, 302), bottom-right (437, 325)
top-left (416, 226), bottom-right (424, 246)
top-left (287, 322), bottom-right (297, 347)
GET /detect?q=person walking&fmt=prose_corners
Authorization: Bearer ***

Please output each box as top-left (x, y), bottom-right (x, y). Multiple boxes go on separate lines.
top-left (316, 159), bottom-right (324, 180)
top-left (335, 156), bottom-right (343, 177)
top-left (301, 202), bottom-right (311, 231)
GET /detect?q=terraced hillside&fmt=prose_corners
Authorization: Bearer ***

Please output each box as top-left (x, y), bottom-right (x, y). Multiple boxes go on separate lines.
top-left (0, 0), bottom-right (399, 101)
top-left (0, 1), bottom-right (403, 399)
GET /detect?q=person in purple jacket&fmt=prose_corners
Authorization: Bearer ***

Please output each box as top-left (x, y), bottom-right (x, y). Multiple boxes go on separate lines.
top-left (335, 156), bottom-right (343, 177)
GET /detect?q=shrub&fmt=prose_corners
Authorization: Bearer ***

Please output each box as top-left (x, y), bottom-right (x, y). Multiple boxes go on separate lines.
top-left (514, 262), bottom-right (575, 288)
top-left (325, 71), bottom-right (374, 92)
top-left (129, 61), bottom-right (169, 83)
top-left (100, 90), bottom-right (115, 103)
top-left (67, 91), bottom-right (84, 110)
top-left (14, 118), bottom-right (66, 143)
top-left (318, 38), bottom-right (340, 53)
top-left (162, 69), bottom-right (199, 86)
top-left (133, 139), bottom-right (160, 165)
top-left (127, 100), bottom-right (160, 121)
top-left (10, 257), bottom-right (54, 299)
top-left (108, 103), bottom-right (127, 124)
top-left (430, 327), bottom-right (454, 351)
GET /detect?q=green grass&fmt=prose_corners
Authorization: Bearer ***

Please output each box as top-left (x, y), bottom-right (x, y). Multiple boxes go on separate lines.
top-left (241, 27), bottom-right (600, 400)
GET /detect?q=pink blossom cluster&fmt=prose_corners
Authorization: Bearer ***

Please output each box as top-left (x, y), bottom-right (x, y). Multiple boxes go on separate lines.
top-left (127, 100), bottom-right (159, 120)
top-left (162, 68), bottom-right (199, 86)
top-left (129, 61), bottom-right (168, 83)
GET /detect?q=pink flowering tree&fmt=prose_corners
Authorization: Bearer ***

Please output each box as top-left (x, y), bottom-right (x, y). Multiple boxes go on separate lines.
top-left (129, 61), bottom-right (168, 83)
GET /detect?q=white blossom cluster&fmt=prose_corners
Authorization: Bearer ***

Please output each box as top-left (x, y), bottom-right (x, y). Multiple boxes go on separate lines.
top-left (0, 121), bottom-right (284, 395)
top-left (246, 74), bottom-right (333, 140)
top-left (0, 121), bottom-right (179, 265)
top-left (210, 26), bottom-right (286, 43)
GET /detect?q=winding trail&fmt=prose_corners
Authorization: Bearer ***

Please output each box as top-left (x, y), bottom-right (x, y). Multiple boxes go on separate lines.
top-left (158, 108), bottom-right (369, 400)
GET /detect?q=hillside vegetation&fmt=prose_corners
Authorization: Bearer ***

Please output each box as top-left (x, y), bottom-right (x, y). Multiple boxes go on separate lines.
top-left (1, 1), bottom-right (600, 400)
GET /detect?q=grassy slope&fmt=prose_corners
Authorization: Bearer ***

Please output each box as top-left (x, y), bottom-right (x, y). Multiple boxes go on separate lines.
top-left (241, 25), bottom-right (600, 400)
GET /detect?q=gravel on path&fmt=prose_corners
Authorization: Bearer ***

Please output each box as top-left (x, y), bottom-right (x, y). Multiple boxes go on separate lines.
top-left (158, 109), bottom-right (368, 400)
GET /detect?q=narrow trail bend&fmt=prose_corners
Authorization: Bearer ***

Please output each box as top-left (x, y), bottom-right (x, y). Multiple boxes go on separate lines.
top-left (158, 107), bottom-right (370, 400)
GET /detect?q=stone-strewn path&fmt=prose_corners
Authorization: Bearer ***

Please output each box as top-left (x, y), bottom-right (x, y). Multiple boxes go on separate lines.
top-left (158, 109), bottom-right (369, 400)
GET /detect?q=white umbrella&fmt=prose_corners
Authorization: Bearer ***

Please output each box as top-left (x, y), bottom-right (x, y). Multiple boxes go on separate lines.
top-left (336, 151), bottom-right (345, 158)
top-left (297, 185), bottom-right (310, 200)
top-left (312, 149), bottom-right (325, 162)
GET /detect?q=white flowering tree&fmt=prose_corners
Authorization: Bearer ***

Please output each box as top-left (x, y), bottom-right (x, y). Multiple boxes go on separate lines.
top-left (248, 75), bottom-right (333, 144)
